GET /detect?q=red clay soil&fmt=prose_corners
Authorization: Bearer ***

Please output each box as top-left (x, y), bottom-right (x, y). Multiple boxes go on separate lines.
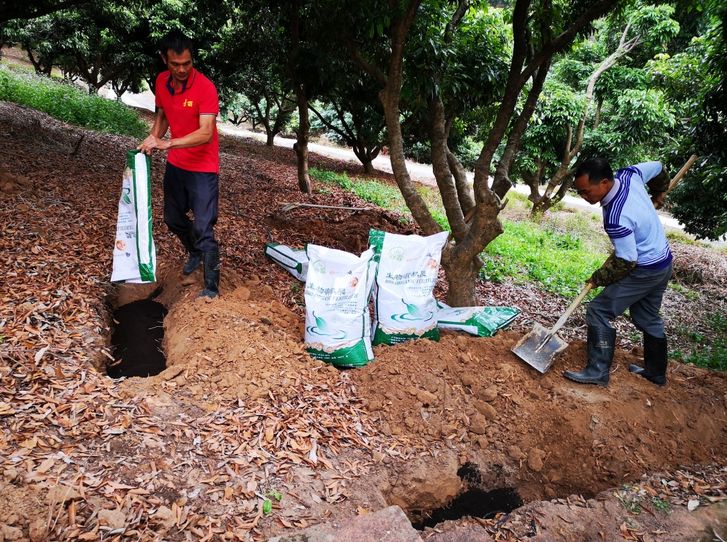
top-left (1, 102), bottom-right (726, 541)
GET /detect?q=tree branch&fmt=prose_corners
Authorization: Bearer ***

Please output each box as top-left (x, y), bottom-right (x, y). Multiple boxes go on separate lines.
top-left (518, 0), bottom-right (622, 87)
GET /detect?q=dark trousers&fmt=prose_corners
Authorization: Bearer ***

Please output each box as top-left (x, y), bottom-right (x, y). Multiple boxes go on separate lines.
top-left (586, 263), bottom-right (672, 338)
top-left (163, 162), bottom-right (219, 253)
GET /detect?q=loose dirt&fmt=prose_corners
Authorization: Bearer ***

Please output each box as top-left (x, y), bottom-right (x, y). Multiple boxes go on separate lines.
top-left (1, 102), bottom-right (726, 541)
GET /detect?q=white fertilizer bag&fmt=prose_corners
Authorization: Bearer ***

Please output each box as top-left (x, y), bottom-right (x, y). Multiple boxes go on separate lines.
top-left (304, 245), bottom-right (376, 367)
top-left (111, 150), bottom-right (156, 283)
top-left (436, 301), bottom-right (520, 337)
top-left (368, 229), bottom-right (449, 345)
top-left (264, 243), bottom-right (308, 282)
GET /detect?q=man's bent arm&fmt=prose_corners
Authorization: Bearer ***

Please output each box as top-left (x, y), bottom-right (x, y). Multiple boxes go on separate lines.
top-left (164, 114), bottom-right (215, 150)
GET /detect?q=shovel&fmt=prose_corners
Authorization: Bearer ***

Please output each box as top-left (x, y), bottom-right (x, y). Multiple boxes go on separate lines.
top-left (512, 283), bottom-right (593, 373)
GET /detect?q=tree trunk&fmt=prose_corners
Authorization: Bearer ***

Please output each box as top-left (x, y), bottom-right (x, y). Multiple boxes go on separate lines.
top-left (295, 84), bottom-right (312, 194)
top-left (429, 95), bottom-right (467, 240)
top-left (290, 0), bottom-right (311, 194)
top-left (442, 255), bottom-right (481, 306)
top-left (446, 149), bottom-right (475, 215)
top-left (266, 131), bottom-right (275, 146)
top-left (522, 157), bottom-right (545, 203)
top-left (352, 144), bottom-right (374, 173)
top-left (360, 156), bottom-right (374, 174)
top-left (372, 0), bottom-right (439, 235)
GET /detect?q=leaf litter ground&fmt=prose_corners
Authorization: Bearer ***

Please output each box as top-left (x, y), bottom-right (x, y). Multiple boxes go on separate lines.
top-left (1, 102), bottom-right (726, 541)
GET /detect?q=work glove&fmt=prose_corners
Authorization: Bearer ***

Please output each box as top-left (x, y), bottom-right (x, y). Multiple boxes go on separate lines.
top-left (589, 254), bottom-right (637, 287)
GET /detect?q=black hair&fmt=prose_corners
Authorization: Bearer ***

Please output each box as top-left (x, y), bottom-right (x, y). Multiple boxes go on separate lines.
top-left (159, 29), bottom-right (194, 57)
top-left (574, 157), bottom-right (613, 184)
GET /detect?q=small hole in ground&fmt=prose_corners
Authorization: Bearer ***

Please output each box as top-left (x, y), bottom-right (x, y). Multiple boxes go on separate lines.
top-left (411, 487), bottom-right (523, 530)
top-left (107, 299), bottom-right (167, 378)
top-left (407, 462), bottom-right (523, 530)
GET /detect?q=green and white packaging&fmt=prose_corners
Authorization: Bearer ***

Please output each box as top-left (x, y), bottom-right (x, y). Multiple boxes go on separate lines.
top-left (368, 229), bottom-right (449, 345)
top-left (111, 150), bottom-right (156, 283)
top-left (304, 245), bottom-right (377, 367)
top-left (436, 302), bottom-right (520, 337)
top-left (264, 243), bottom-right (308, 281)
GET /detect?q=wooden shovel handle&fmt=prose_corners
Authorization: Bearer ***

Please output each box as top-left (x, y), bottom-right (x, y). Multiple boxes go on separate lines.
top-left (547, 282), bottom-right (593, 336)
top-left (667, 154), bottom-right (698, 194)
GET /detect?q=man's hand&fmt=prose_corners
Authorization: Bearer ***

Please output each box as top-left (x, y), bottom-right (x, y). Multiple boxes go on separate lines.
top-left (651, 191), bottom-right (666, 210)
top-left (137, 134), bottom-right (172, 155)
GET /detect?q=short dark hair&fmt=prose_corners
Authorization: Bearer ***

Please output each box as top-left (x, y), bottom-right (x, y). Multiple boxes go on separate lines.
top-left (574, 157), bottom-right (613, 184)
top-left (159, 29), bottom-right (194, 57)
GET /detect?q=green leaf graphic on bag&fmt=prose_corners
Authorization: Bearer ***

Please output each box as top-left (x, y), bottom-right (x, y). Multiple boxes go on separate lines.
top-left (306, 312), bottom-right (347, 339)
top-left (392, 299), bottom-right (434, 322)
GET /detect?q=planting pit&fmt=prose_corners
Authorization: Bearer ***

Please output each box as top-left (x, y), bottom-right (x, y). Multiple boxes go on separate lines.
top-left (108, 298), bottom-right (167, 378)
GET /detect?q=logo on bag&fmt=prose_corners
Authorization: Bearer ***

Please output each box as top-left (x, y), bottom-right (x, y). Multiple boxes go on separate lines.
top-left (122, 187), bottom-right (131, 204)
top-left (306, 312), bottom-right (346, 339)
top-left (386, 246), bottom-right (405, 261)
top-left (391, 298), bottom-right (434, 323)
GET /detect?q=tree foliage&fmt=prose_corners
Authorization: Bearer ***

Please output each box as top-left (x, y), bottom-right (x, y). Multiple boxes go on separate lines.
top-left (667, 2), bottom-right (727, 239)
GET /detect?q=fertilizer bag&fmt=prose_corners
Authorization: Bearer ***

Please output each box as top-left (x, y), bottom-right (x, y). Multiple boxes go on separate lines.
top-left (111, 150), bottom-right (156, 283)
top-left (304, 245), bottom-right (377, 367)
top-left (368, 229), bottom-right (449, 345)
top-left (436, 302), bottom-right (520, 337)
top-left (264, 242), bottom-right (308, 282)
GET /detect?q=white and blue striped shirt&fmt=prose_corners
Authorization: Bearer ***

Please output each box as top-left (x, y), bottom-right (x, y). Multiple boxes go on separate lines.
top-left (600, 161), bottom-right (672, 269)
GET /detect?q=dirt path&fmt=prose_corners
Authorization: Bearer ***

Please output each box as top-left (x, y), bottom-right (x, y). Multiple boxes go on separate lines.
top-left (1, 102), bottom-right (726, 541)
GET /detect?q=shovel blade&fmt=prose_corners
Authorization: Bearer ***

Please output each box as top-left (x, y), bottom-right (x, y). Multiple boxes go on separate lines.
top-left (511, 323), bottom-right (569, 374)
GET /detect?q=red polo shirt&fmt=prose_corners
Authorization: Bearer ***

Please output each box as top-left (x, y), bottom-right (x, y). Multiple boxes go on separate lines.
top-left (154, 68), bottom-right (220, 173)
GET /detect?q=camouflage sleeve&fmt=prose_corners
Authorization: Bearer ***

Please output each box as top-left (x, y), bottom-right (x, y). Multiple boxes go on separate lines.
top-left (646, 166), bottom-right (670, 195)
top-left (589, 255), bottom-right (637, 287)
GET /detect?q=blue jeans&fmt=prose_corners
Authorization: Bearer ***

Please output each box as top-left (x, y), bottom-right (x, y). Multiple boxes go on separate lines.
top-left (163, 162), bottom-right (219, 253)
top-left (586, 263), bottom-right (672, 338)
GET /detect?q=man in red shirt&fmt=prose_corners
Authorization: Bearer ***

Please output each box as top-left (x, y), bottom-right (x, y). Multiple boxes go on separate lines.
top-left (138, 30), bottom-right (220, 298)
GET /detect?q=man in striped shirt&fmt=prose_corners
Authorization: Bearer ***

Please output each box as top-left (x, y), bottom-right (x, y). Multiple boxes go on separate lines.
top-left (563, 158), bottom-right (672, 387)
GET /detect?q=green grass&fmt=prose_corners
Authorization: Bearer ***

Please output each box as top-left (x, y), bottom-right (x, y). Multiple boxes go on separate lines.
top-left (0, 66), bottom-right (147, 138)
top-left (482, 220), bottom-right (606, 296)
top-left (668, 282), bottom-right (700, 301)
top-left (651, 497), bottom-right (671, 514)
top-left (309, 167), bottom-right (607, 296)
top-left (672, 312), bottom-right (727, 371)
top-left (310, 168), bottom-right (411, 216)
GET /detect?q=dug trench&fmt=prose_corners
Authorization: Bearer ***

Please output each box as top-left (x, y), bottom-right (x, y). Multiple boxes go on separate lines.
top-left (2, 102), bottom-right (727, 540)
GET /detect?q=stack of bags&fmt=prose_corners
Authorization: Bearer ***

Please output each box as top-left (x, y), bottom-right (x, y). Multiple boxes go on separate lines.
top-left (265, 229), bottom-right (519, 368)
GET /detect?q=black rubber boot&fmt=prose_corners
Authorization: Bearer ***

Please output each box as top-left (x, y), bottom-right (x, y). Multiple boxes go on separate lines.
top-left (181, 232), bottom-right (202, 275)
top-left (629, 333), bottom-right (667, 386)
top-left (563, 326), bottom-right (616, 386)
top-left (199, 250), bottom-right (220, 298)
top-left (183, 252), bottom-right (202, 275)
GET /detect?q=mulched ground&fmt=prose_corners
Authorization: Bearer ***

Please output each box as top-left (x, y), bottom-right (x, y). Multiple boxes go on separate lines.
top-left (1, 102), bottom-right (726, 542)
